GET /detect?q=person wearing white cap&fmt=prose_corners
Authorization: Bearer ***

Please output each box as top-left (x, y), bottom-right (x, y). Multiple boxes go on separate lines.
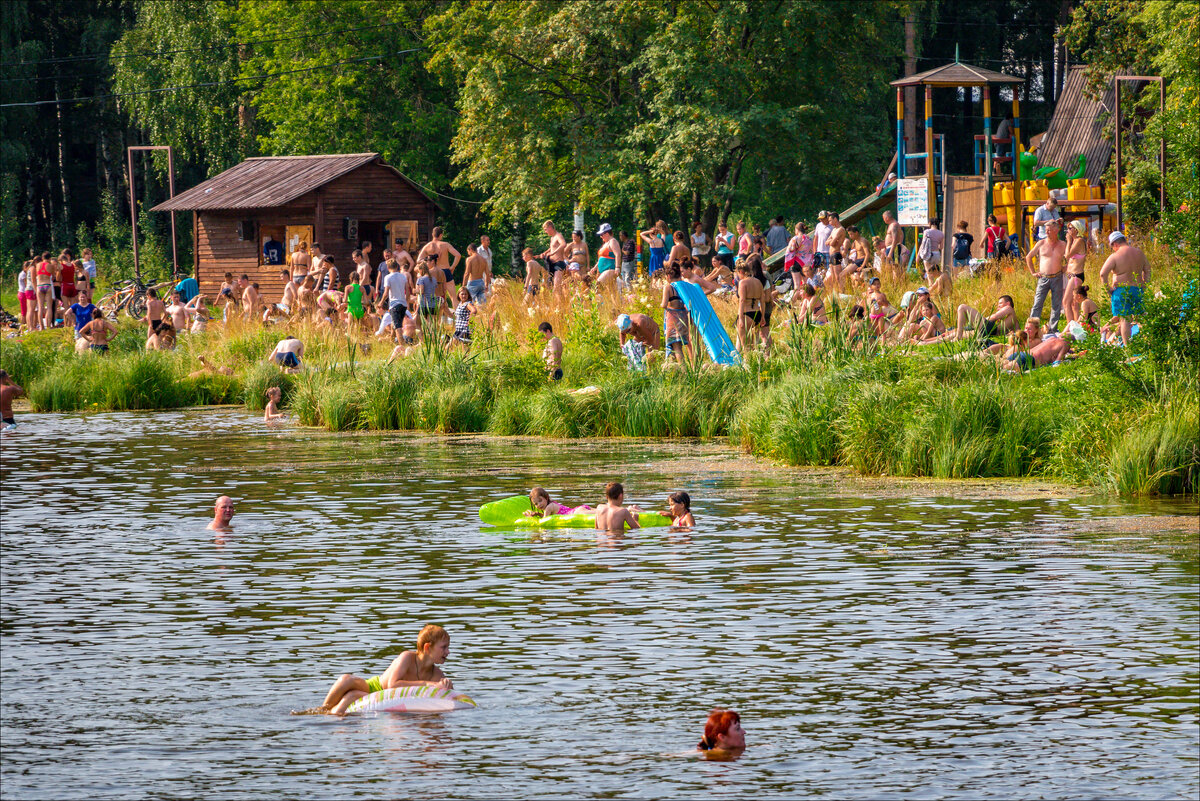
top-left (594, 223), bottom-right (621, 286)
top-left (1025, 218), bottom-right (1067, 331)
top-left (1099, 230), bottom-right (1150, 348)
top-left (813, 211), bottom-right (832, 270)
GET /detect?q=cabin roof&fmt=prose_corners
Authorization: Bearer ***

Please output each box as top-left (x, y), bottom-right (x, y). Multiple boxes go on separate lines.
top-left (152, 153), bottom-right (436, 212)
top-left (891, 61), bottom-right (1023, 87)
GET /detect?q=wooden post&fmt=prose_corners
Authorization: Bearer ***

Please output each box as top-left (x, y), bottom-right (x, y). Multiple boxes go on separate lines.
top-left (896, 87), bottom-right (905, 179)
top-left (984, 87), bottom-right (993, 217)
top-left (1115, 79), bottom-right (1122, 232)
top-left (925, 86), bottom-right (935, 222)
top-left (192, 211), bottom-right (199, 278)
top-left (127, 148), bottom-right (139, 282)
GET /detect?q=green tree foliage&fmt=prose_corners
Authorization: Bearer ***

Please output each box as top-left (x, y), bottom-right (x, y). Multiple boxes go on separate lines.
top-left (236, 1), bottom-right (456, 192)
top-left (110, 0), bottom-right (249, 173)
top-left (426, 0), bottom-right (902, 229)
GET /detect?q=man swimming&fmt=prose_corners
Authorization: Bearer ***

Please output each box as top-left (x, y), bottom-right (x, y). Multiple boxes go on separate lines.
top-left (595, 482), bottom-right (641, 533)
top-left (208, 496), bottom-right (234, 531)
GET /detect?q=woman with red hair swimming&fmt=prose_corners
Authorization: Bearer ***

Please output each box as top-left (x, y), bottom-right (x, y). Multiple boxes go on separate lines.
top-left (697, 708), bottom-right (745, 756)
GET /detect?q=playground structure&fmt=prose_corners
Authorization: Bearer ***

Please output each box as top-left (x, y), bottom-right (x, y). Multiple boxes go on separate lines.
top-left (838, 61), bottom-right (1164, 262)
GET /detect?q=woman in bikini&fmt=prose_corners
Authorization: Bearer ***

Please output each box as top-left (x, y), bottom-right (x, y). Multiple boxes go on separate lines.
top-left (735, 261), bottom-right (764, 353)
top-left (748, 254), bottom-right (774, 356)
top-left (662, 263), bottom-right (693, 363)
top-left (34, 251), bottom-right (55, 330)
top-left (566, 230), bottom-right (590, 280)
top-left (786, 222), bottom-right (812, 299)
top-left (665, 229), bottom-right (690, 271)
top-left (1063, 219), bottom-right (1089, 324)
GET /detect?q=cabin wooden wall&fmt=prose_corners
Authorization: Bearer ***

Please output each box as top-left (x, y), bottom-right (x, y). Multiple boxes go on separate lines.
top-left (193, 162), bottom-right (436, 307)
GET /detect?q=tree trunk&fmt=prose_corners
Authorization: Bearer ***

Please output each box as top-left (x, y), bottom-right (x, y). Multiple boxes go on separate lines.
top-left (719, 152), bottom-right (746, 225)
top-left (55, 78), bottom-right (70, 238)
top-left (509, 212), bottom-right (525, 274)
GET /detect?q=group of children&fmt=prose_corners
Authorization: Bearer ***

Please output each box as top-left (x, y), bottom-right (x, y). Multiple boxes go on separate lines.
top-left (526, 482), bottom-right (695, 530)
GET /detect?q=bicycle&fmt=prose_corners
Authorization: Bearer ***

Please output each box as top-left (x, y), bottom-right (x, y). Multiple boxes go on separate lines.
top-left (97, 276), bottom-right (176, 321)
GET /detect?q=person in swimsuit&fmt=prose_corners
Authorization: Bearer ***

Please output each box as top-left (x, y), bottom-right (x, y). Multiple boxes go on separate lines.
top-left (567, 230), bottom-right (590, 275)
top-left (640, 222), bottom-right (666, 276)
top-left (315, 624), bottom-right (453, 716)
top-left (666, 491), bottom-right (695, 528)
top-left (747, 254), bottom-right (774, 355)
top-left (594, 223), bottom-right (619, 283)
top-left (80, 308), bottom-right (118, 353)
top-left (0, 370), bottom-right (24, 430)
top-left (665, 229), bottom-right (690, 271)
top-left (264, 386), bottom-right (286, 422)
top-left (714, 221), bottom-right (735, 269)
top-left (1073, 285), bottom-right (1100, 332)
top-left (1099, 230), bottom-right (1151, 348)
top-left (268, 336), bottom-right (304, 372)
top-left (58, 250), bottom-right (78, 307)
top-left (796, 284), bottom-right (828, 326)
top-left (865, 276), bottom-right (892, 335)
top-left (785, 222), bottom-right (811, 295)
top-left (34, 251), bottom-right (54, 330)
top-left (1063, 219), bottom-right (1089, 325)
top-left (735, 261), bottom-right (763, 353)
top-left (524, 486), bottom-right (593, 518)
top-left (594, 482), bottom-right (641, 534)
top-left (538, 220), bottom-right (570, 291)
top-left (539, 322), bottom-right (563, 381)
top-left (661, 263), bottom-right (693, 363)
top-left (522, 248), bottom-right (545, 305)
top-left (345, 278), bottom-right (366, 325)
top-left (942, 295), bottom-right (1017, 343)
top-left (698, 709), bottom-right (745, 760)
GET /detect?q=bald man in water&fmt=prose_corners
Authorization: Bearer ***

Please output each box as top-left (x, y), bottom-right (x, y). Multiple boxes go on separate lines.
top-left (208, 496), bottom-right (235, 530)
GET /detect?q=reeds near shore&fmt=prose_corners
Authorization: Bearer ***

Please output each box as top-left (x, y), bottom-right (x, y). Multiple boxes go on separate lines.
top-left (2, 245), bottom-right (1195, 495)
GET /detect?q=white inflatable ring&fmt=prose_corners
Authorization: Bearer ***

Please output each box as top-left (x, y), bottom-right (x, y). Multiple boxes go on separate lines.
top-left (346, 685), bottom-right (477, 714)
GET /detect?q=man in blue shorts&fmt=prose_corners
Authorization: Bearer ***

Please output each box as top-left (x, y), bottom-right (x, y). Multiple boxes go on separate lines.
top-left (1099, 231), bottom-right (1150, 348)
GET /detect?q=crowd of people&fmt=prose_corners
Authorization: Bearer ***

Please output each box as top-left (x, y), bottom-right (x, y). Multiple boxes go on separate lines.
top-left (11, 203), bottom-right (1151, 380)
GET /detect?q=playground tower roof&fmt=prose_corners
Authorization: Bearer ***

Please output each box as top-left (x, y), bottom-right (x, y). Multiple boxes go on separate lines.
top-left (891, 61), bottom-right (1022, 87)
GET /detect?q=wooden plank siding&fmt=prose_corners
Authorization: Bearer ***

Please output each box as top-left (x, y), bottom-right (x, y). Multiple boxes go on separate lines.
top-left (193, 161), bottom-right (437, 304)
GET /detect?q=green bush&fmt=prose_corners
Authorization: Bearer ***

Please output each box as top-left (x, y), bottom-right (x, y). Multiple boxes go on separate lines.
top-left (241, 362), bottom-right (295, 411)
top-left (1106, 402), bottom-right (1199, 495)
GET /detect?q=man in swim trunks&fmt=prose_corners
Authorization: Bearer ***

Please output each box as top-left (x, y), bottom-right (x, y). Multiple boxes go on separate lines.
top-left (268, 336), bottom-right (304, 372)
top-left (616, 312), bottom-right (660, 351)
top-left (1099, 230), bottom-right (1150, 348)
top-left (418, 227), bottom-right (463, 301)
top-left (1025, 218), bottom-right (1067, 331)
top-left (208, 495), bottom-right (235, 531)
top-left (462, 243), bottom-right (491, 304)
top-left (882, 210), bottom-right (903, 281)
top-left (0, 370), bottom-right (23, 429)
top-left (146, 288), bottom-right (168, 337)
top-left (318, 624), bottom-right (453, 715)
top-left (539, 321), bottom-right (563, 381)
top-left (735, 262), bottom-right (764, 353)
top-left (942, 295), bottom-right (1017, 343)
top-left (595, 482), bottom-right (641, 534)
top-left (538, 220), bottom-right (569, 290)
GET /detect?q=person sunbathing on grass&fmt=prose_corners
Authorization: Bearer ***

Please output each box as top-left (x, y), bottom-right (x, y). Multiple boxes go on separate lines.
top-left (936, 295), bottom-right (1017, 344)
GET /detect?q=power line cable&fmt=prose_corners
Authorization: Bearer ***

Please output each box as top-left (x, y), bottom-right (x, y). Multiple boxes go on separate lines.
top-left (0, 51), bottom-right (425, 108)
top-left (0, 20), bottom-right (413, 68)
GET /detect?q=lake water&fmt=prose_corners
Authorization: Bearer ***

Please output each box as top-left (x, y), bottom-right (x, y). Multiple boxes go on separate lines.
top-left (1, 409), bottom-right (1196, 799)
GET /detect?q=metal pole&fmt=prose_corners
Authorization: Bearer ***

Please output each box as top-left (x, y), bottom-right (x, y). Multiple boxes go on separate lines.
top-left (128, 147), bottom-right (140, 281)
top-left (1115, 79), bottom-right (1122, 233)
top-left (984, 87), bottom-right (993, 217)
top-left (167, 147), bottom-right (178, 277)
top-left (896, 87), bottom-right (905, 179)
top-left (925, 85), bottom-right (934, 222)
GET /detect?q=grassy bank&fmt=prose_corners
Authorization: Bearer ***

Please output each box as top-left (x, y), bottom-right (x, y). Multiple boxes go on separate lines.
top-left (3, 249), bottom-right (1196, 495)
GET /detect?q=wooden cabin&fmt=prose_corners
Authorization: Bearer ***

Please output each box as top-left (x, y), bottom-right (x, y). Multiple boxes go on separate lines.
top-left (153, 153), bottom-right (437, 301)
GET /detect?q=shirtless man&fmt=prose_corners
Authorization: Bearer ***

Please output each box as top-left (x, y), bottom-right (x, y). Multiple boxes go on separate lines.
top-left (1025, 218), bottom-right (1067, 330)
top-left (208, 496), bottom-right (235, 531)
top-left (290, 242), bottom-right (311, 284)
top-left (267, 335), bottom-right (304, 372)
top-left (145, 288), bottom-right (168, 338)
top-left (1, 370), bottom-right (24, 430)
top-left (166, 291), bottom-right (192, 332)
top-left (241, 281), bottom-right (261, 321)
top-left (393, 240), bottom-right (415, 271)
top-left (594, 482), bottom-right (641, 534)
top-left (943, 295), bottom-right (1017, 342)
top-left (735, 262), bottom-right (765, 353)
top-left (539, 321), bottom-right (563, 381)
top-left (616, 312), bottom-right (660, 350)
top-left (462, 243), bottom-right (491, 304)
top-left (882, 210), bottom-right (903, 282)
top-left (846, 226), bottom-right (870, 274)
top-left (265, 270), bottom-right (298, 322)
top-left (80, 308), bottom-right (118, 353)
top-left (418, 226), bottom-right (463, 300)
top-left (1002, 323), bottom-right (1072, 372)
top-left (1098, 230), bottom-right (1151, 348)
top-left (538, 220), bottom-right (569, 291)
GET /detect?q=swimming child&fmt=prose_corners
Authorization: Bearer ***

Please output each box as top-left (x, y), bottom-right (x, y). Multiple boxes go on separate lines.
top-left (264, 386), bottom-right (285, 422)
top-left (666, 491), bottom-right (694, 528)
top-left (594, 482), bottom-right (640, 533)
top-left (524, 486), bottom-right (593, 518)
top-left (314, 624), bottom-right (453, 716)
top-left (697, 708), bottom-right (745, 759)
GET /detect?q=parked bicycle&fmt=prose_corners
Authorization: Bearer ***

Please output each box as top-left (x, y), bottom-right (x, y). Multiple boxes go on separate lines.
top-left (97, 276), bottom-right (175, 321)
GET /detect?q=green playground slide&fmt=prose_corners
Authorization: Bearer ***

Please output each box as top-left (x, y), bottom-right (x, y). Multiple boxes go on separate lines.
top-left (478, 495), bottom-right (674, 529)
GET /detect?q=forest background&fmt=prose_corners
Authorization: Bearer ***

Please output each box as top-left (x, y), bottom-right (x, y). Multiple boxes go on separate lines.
top-left (1, 0), bottom-right (1196, 283)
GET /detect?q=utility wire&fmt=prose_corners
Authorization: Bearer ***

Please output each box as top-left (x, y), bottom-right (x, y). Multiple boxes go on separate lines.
top-left (0, 51), bottom-right (425, 108)
top-left (0, 20), bottom-right (414, 68)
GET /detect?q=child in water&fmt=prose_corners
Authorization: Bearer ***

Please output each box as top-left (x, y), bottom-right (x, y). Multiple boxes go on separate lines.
top-left (666, 491), bottom-right (694, 528)
top-left (315, 624), bottom-right (453, 715)
top-left (264, 386), bottom-right (285, 422)
top-left (524, 486), bottom-right (594, 518)
top-left (594, 482), bottom-right (641, 533)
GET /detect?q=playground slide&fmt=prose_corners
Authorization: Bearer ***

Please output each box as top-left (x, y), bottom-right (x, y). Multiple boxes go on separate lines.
top-left (672, 281), bottom-right (741, 365)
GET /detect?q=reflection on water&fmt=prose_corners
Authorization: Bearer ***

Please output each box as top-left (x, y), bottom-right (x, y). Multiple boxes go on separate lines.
top-left (1, 409), bottom-right (1197, 800)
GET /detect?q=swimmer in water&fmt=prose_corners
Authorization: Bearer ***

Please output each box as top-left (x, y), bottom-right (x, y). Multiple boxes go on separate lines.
top-left (264, 386), bottom-right (285, 422)
top-left (207, 496), bottom-right (234, 531)
top-left (1, 370), bottom-right (24, 430)
top-left (594, 482), bottom-right (640, 533)
top-left (523, 486), bottom-right (594, 518)
top-left (314, 624), bottom-right (453, 716)
top-left (697, 708), bottom-right (745, 760)
top-left (666, 491), bottom-right (694, 528)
